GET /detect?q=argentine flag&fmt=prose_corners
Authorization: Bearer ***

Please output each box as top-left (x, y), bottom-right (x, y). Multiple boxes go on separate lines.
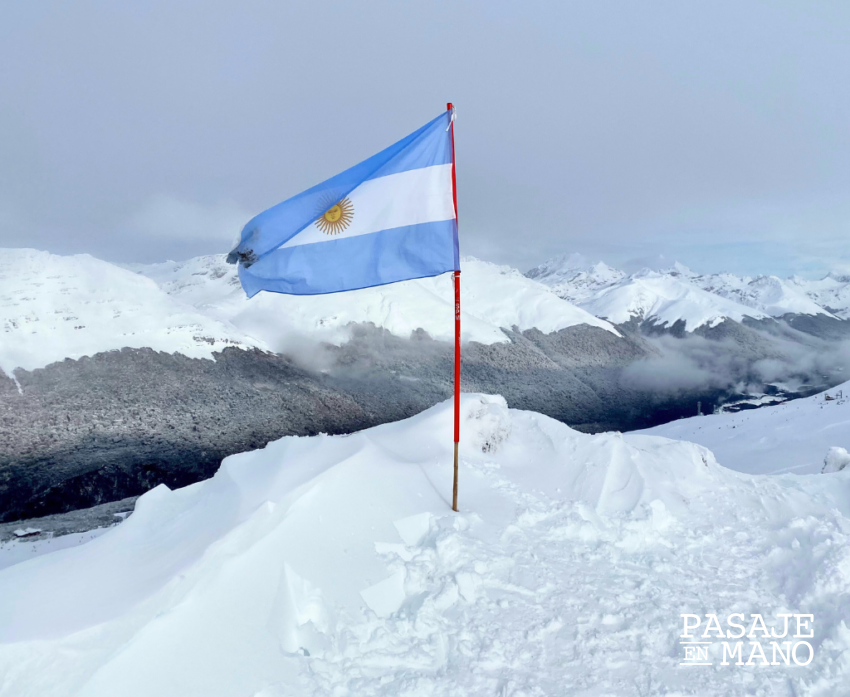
top-left (228, 110), bottom-right (459, 297)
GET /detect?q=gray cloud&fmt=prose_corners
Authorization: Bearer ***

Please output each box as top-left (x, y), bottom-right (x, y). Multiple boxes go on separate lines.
top-left (1, 1), bottom-right (849, 274)
top-left (621, 335), bottom-right (750, 394)
top-left (622, 331), bottom-right (850, 397)
top-left (128, 195), bottom-right (250, 247)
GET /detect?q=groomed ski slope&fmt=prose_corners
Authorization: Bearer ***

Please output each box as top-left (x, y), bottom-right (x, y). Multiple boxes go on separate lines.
top-left (0, 395), bottom-right (848, 696)
top-left (637, 381), bottom-right (850, 475)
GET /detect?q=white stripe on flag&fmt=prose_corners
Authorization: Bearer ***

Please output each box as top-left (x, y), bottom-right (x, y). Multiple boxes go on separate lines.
top-left (281, 164), bottom-right (455, 249)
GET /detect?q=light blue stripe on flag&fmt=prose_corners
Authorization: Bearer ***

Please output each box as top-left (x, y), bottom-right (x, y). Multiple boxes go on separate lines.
top-left (238, 220), bottom-right (457, 297)
top-left (228, 109), bottom-right (458, 296)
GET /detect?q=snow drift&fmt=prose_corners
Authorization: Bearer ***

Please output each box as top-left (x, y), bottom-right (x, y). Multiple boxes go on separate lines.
top-left (1, 395), bottom-right (848, 696)
top-left (638, 380), bottom-right (850, 475)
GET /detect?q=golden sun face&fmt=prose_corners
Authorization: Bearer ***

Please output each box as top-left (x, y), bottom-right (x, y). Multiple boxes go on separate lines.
top-left (316, 197), bottom-right (354, 235)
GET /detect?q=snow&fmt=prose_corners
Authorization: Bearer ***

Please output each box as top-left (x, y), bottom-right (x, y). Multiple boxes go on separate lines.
top-left (528, 258), bottom-right (768, 330)
top-left (0, 528), bottom-right (111, 572)
top-left (667, 261), bottom-right (697, 278)
top-left (693, 273), bottom-right (834, 318)
top-left (823, 447), bottom-right (850, 474)
top-left (637, 381), bottom-right (850, 474)
top-left (0, 250), bottom-right (616, 376)
top-left (0, 249), bottom-right (262, 376)
top-left (526, 254), bottom-right (625, 305)
top-left (790, 273), bottom-right (850, 320)
top-left (1, 394), bottom-right (848, 695)
top-left (11, 528), bottom-right (40, 538)
top-left (528, 255), bottom-right (841, 329)
top-left (578, 270), bottom-right (767, 329)
top-left (130, 254), bottom-right (618, 350)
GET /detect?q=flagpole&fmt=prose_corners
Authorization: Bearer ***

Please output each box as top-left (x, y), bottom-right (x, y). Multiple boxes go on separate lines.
top-left (448, 102), bottom-right (460, 513)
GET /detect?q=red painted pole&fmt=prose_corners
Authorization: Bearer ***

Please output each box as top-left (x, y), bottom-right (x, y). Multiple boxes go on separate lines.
top-left (448, 102), bottom-right (460, 513)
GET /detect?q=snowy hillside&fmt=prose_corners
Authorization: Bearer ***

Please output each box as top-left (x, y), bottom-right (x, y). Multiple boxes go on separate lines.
top-left (525, 253), bottom-right (625, 304)
top-left (578, 270), bottom-right (768, 329)
top-left (0, 249), bottom-right (262, 376)
top-left (0, 249), bottom-right (616, 376)
top-left (791, 272), bottom-right (850, 319)
top-left (637, 381), bottom-right (850, 474)
top-left (693, 272), bottom-right (833, 318)
top-left (528, 255), bottom-right (844, 330)
top-left (1, 394), bottom-right (848, 696)
top-left (130, 255), bottom-right (618, 351)
top-left (528, 257), bottom-right (768, 329)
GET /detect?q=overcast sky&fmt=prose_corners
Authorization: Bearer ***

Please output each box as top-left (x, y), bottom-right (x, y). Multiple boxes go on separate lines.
top-left (2, 1), bottom-right (848, 277)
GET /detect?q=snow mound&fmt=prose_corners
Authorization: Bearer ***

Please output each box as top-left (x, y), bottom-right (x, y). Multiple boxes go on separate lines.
top-left (823, 446), bottom-right (850, 474)
top-left (0, 249), bottom-right (262, 375)
top-left (1, 394), bottom-right (849, 695)
top-left (579, 270), bottom-right (767, 329)
top-left (131, 255), bottom-right (619, 349)
top-left (637, 381), bottom-right (850, 474)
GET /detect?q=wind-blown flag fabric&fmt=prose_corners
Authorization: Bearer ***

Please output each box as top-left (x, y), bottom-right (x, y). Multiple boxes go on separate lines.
top-left (227, 111), bottom-right (459, 297)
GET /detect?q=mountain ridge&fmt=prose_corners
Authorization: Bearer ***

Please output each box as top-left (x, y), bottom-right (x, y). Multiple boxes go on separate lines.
top-left (1, 249), bottom-right (617, 378)
top-left (527, 254), bottom-right (850, 329)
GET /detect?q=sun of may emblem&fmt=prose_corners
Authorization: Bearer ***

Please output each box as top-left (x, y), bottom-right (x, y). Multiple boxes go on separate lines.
top-left (316, 197), bottom-right (354, 235)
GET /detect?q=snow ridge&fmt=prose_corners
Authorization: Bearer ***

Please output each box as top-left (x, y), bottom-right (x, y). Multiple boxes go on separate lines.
top-left (528, 254), bottom-right (848, 330)
top-left (129, 254), bottom-right (619, 353)
top-left (637, 379), bottom-right (850, 475)
top-left (580, 270), bottom-right (768, 329)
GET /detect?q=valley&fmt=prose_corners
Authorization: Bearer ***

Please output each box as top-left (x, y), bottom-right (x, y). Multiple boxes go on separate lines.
top-left (3, 248), bottom-right (850, 523)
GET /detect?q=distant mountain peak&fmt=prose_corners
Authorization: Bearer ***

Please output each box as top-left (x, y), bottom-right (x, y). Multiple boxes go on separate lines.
top-left (826, 270), bottom-right (850, 283)
top-left (526, 251), bottom-right (847, 329)
top-left (667, 261), bottom-right (696, 277)
top-left (525, 252), bottom-right (590, 279)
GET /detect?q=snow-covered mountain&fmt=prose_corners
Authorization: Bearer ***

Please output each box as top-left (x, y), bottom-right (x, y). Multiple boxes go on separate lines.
top-left (128, 254), bottom-right (618, 353)
top-left (577, 269), bottom-right (769, 329)
top-left (0, 248), bottom-right (617, 377)
top-left (527, 255), bottom-right (844, 331)
top-left (691, 272), bottom-right (833, 318)
top-left (636, 380), bottom-right (850, 475)
top-left (0, 249), bottom-right (261, 377)
top-left (2, 393), bottom-right (849, 695)
top-left (524, 252), bottom-right (625, 304)
top-left (790, 271), bottom-right (850, 319)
